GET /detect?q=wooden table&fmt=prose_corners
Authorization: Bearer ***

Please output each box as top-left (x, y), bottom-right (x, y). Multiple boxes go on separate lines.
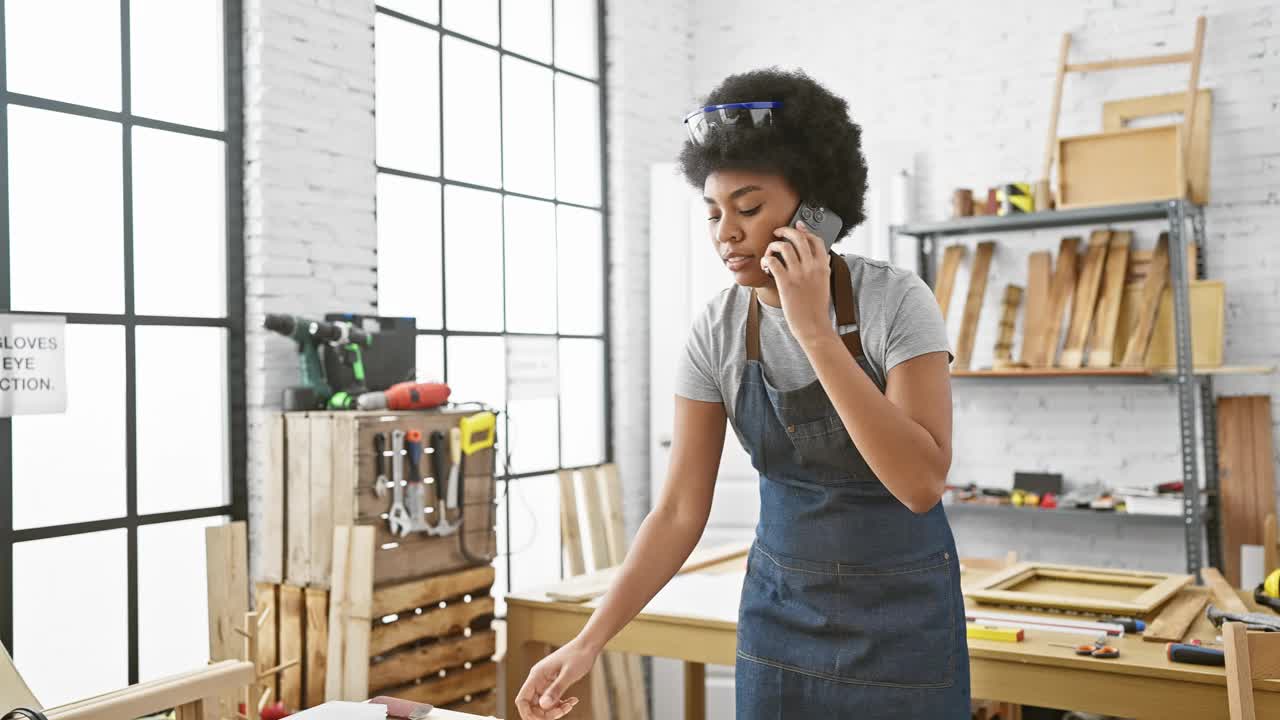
top-left (504, 544), bottom-right (1280, 720)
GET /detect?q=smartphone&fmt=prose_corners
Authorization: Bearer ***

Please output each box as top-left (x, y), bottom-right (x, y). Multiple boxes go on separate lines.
top-left (766, 201), bottom-right (843, 273)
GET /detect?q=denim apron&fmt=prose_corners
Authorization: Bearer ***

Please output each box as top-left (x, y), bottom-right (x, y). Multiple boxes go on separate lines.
top-left (733, 253), bottom-right (969, 719)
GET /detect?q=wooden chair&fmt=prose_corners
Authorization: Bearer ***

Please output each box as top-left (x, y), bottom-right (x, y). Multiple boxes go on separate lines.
top-left (2, 640), bottom-right (253, 720)
top-left (557, 464), bottom-right (650, 720)
top-left (1224, 621), bottom-right (1280, 720)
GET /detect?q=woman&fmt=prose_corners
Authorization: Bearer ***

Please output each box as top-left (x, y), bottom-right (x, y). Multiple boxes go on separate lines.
top-left (515, 68), bottom-right (968, 719)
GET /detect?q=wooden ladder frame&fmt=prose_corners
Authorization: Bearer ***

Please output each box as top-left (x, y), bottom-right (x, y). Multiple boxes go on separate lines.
top-left (1040, 16), bottom-right (1206, 203)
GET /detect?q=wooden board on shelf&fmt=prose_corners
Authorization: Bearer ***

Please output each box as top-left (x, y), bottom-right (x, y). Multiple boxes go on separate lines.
top-left (1103, 89), bottom-right (1212, 205)
top-left (1030, 237), bottom-right (1079, 368)
top-left (1114, 280), bottom-right (1225, 369)
top-left (992, 285), bottom-right (1023, 369)
top-left (1121, 234), bottom-right (1170, 367)
top-left (1086, 231), bottom-right (1133, 367)
top-left (1218, 396), bottom-right (1278, 588)
top-left (935, 244), bottom-right (966, 321)
top-left (1057, 125), bottom-right (1187, 209)
top-left (1019, 251), bottom-right (1052, 366)
top-left (1060, 230), bottom-right (1111, 367)
top-left (954, 240), bottom-right (995, 370)
top-left (964, 562), bottom-right (1192, 615)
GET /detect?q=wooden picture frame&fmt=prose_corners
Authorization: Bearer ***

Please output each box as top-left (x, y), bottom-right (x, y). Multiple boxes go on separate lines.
top-left (1057, 124), bottom-right (1187, 209)
top-left (964, 562), bottom-right (1193, 615)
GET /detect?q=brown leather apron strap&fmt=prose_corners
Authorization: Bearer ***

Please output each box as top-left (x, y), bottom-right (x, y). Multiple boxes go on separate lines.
top-left (746, 253), bottom-right (864, 362)
top-left (747, 287), bottom-right (762, 361)
top-left (829, 253), bottom-right (864, 359)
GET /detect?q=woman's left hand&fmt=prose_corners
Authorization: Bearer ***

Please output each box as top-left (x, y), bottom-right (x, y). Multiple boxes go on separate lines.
top-left (763, 222), bottom-right (836, 348)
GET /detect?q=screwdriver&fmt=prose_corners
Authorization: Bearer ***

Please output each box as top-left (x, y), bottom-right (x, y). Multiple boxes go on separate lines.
top-left (1166, 642), bottom-right (1225, 666)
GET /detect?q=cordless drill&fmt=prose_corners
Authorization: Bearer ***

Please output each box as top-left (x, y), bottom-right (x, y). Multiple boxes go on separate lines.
top-left (263, 313), bottom-right (369, 410)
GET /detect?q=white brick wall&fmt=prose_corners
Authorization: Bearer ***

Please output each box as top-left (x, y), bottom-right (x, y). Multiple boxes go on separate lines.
top-left (602, 0), bottom-right (1279, 572)
top-left (603, 0), bottom-right (694, 538)
top-left (243, 0), bottom-right (377, 581)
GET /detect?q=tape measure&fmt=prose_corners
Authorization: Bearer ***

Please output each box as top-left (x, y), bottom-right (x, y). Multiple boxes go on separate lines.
top-left (997, 182), bottom-right (1034, 215)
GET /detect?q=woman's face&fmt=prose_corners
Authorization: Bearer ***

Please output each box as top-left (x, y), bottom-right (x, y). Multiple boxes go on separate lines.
top-left (703, 169), bottom-right (800, 287)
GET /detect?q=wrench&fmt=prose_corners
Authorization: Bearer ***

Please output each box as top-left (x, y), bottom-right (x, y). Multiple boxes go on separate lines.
top-left (373, 432), bottom-right (389, 497)
top-left (386, 430), bottom-right (412, 537)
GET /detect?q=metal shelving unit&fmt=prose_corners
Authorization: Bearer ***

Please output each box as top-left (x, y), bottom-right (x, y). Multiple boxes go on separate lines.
top-left (891, 199), bottom-right (1219, 575)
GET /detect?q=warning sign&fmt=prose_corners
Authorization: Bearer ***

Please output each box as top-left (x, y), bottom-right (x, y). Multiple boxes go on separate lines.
top-left (0, 314), bottom-right (66, 416)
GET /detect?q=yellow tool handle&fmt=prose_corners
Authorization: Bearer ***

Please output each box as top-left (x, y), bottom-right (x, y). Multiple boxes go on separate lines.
top-left (459, 411), bottom-right (496, 455)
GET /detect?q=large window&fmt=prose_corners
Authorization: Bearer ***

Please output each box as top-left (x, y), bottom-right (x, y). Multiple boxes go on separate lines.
top-left (0, 0), bottom-right (245, 705)
top-left (374, 0), bottom-right (608, 613)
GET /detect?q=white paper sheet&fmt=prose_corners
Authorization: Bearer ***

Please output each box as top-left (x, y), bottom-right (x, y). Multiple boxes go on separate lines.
top-left (290, 702), bottom-right (388, 720)
top-left (598, 570), bottom-right (744, 624)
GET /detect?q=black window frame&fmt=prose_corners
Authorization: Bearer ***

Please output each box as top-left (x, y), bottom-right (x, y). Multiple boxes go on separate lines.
top-left (0, 0), bottom-right (247, 685)
top-left (372, 0), bottom-right (612, 607)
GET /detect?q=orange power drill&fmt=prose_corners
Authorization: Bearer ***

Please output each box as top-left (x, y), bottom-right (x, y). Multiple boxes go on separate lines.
top-left (355, 381), bottom-right (451, 411)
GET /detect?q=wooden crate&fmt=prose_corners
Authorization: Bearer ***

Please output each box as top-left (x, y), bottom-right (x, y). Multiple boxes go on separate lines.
top-left (269, 409), bottom-right (498, 589)
top-left (322, 526), bottom-right (499, 713)
top-left (1057, 124), bottom-right (1186, 209)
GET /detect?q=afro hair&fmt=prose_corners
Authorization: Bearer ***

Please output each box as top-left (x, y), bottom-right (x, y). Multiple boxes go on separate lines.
top-left (678, 68), bottom-right (868, 239)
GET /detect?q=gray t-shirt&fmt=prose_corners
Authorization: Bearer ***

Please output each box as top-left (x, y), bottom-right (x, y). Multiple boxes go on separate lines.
top-left (675, 254), bottom-right (953, 422)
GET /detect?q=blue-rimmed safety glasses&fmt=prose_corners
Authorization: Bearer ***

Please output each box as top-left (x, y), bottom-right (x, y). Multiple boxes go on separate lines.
top-left (682, 101), bottom-right (781, 145)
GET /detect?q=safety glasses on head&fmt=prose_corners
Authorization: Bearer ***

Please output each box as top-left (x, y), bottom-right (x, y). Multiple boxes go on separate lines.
top-left (682, 101), bottom-right (781, 145)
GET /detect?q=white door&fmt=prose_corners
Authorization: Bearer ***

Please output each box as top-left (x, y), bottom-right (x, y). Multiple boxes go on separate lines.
top-left (647, 162), bottom-right (756, 720)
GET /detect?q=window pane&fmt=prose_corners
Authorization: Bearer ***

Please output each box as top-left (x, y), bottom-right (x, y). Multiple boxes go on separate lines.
top-left (556, 205), bottom-right (603, 335)
top-left (558, 338), bottom-right (604, 467)
top-left (137, 327), bottom-right (228, 514)
top-left (446, 335), bottom-right (505, 412)
top-left (503, 196), bottom-right (556, 333)
top-left (5, 0), bottom-right (121, 110)
top-left (133, 127), bottom-right (227, 317)
top-left (502, 57), bottom-right (555, 198)
top-left (139, 516), bottom-right (226, 680)
top-left (442, 37), bottom-right (500, 187)
top-left (131, 0), bottom-right (224, 129)
top-left (378, 0), bottom-right (438, 23)
top-left (377, 174), bottom-right (443, 328)
top-left (443, 0), bottom-right (497, 45)
top-left (553, 0), bottom-right (598, 79)
top-left (506, 474), bottom-right (561, 591)
top-left (501, 0), bottom-right (551, 62)
top-left (507, 396), bottom-right (558, 474)
top-left (14, 530), bottom-right (128, 707)
top-left (415, 334), bottom-right (444, 382)
top-left (554, 74), bottom-right (601, 207)
top-left (375, 15), bottom-right (440, 176)
top-left (8, 106), bottom-right (124, 314)
top-left (13, 325), bottom-right (126, 529)
top-left (444, 186), bottom-right (503, 331)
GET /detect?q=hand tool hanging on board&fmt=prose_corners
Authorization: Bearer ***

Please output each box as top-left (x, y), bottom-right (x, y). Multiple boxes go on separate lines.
top-left (450, 412), bottom-right (498, 535)
top-left (386, 429), bottom-right (412, 537)
top-left (404, 430), bottom-right (433, 533)
top-left (373, 432), bottom-right (389, 497)
top-left (429, 429), bottom-right (459, 536)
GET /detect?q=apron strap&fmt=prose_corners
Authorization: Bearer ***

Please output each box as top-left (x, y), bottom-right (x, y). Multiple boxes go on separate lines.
top-left (746, 253), bottom-right (864, 362)
top-left (829, 252), bottom-right (865, 359)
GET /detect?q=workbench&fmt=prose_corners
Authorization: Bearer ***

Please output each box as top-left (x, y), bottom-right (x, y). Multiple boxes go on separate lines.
top-left (504, 544), bottom-right (1280, 719)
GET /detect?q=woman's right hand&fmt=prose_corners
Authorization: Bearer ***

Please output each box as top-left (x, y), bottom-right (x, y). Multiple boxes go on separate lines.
top-left (514, 638), bottom-right (599, 719)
